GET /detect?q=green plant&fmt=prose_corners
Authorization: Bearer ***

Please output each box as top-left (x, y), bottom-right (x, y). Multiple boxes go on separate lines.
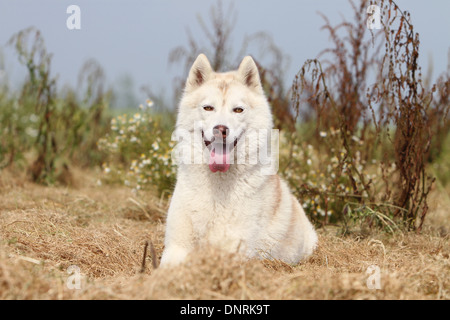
top-left (1, 28), bottom-right (111, 183)
top-left (286, 0), bottom-right (447, 232)
top-left (98, 106), bottom-right (176, 195)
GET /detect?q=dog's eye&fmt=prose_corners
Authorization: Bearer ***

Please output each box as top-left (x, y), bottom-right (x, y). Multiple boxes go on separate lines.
top-left (233, 107), bottom-right (244, 114)
top-left (203, 105), bottom-right (214, 111)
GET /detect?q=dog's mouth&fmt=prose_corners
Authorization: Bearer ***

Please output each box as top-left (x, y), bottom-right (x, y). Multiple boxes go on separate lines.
top-left (202, 130), bottom-right (242, 173)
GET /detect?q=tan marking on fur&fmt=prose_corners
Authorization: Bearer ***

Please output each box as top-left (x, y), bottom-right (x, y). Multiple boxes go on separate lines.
top-left (217, 80), bottom-right (229, 92)
top-left (194, 69), bottom-right (204, 86)
top-left (217, 72), bottom-right (236, 81)
top-left (244, 69), bottom-right (255, 87)
top-left (284, 196), bottom-right (300, 244)
top-left (270, 175), bottom-right (282, 219)
top-left (214, 72), bottom-right (256, 109)
top-left (218, 80), bottom-right (229, 107)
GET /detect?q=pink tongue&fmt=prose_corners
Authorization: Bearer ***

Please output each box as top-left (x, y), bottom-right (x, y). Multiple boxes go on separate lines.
top-left (208, 148), bottom-right (230, 173)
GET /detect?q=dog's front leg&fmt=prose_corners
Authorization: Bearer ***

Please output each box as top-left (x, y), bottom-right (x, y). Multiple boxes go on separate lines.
top-left (159, 193), bottom-right (194, 267)
top-left (160, 243), bottom-right (191, 267)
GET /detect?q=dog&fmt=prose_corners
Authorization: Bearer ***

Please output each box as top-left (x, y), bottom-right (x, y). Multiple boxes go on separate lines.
top-left (159, 54), bottom-right (317, 267)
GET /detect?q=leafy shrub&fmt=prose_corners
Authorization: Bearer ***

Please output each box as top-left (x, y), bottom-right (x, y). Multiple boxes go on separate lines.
top-left (98, 104), bottom-right (176, 195)
top-left (0, 28), bottom-right (111, 184)
top-left (286, 0), bottom-right (449, 231)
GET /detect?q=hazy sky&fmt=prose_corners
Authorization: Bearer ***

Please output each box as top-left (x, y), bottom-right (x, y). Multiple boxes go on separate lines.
top-left (0, 0), bottom-right (449, 108)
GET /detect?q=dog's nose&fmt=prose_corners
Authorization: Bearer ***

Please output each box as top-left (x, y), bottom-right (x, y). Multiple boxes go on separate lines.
top-left (213, 125), bottom-right (228, 140)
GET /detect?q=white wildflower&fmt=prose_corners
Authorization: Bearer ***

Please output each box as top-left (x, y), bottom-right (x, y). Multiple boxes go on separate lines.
top-left (25, 127), bottom-right (38, 138)
top-left (29, 114), bottom-right (39, 123)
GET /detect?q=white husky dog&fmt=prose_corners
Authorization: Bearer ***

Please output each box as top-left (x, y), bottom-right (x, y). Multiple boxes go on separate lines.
top-left (160, 54), bottom-right (317, 267)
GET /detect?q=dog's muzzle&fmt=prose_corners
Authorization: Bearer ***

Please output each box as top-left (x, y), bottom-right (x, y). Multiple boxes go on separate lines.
top-left (202, 127), bottom-right (242, 173)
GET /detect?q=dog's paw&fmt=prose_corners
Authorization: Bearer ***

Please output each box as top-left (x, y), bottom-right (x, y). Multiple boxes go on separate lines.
top-left (159, 245), bottom-right (190, 268)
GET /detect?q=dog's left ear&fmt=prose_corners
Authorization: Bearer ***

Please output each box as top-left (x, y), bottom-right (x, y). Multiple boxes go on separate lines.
top-left (186, 54), bottom-right (213, 92)
top-left (237, 56), bottom-right (263, 93)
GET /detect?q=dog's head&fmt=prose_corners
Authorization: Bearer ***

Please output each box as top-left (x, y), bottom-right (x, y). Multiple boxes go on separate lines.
top-left (175, 54), bottom-right (274, 173)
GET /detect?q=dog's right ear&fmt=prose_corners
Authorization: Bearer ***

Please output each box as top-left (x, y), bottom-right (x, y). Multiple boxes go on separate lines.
top-left (185, 54), bottom-right (213, 92)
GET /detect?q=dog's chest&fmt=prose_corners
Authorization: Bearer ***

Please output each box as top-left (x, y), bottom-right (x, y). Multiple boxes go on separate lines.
top-left (189, 191), bottom-right (259, 248)
top-left (179, 167), bottom-right (268, 246)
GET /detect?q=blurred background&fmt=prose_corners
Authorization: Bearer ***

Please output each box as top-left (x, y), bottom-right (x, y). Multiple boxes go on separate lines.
top-left (0, 0), bottom-right (449, 231)
top-left (1, 0), bottom-right (449, 108)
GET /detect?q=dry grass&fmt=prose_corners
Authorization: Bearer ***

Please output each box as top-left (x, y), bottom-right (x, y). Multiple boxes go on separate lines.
top-left (0, 167), bottom-right (448, 300)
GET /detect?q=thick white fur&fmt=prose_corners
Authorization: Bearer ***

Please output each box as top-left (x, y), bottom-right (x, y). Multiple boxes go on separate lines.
top-left (160, 54), bottom-right (318, 267)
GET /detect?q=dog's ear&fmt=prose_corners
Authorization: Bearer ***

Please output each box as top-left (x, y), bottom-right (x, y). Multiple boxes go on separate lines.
top-left (186, 54), bottom-right (213, 92)
top-left (237, 56), bottom-right (263, 93)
